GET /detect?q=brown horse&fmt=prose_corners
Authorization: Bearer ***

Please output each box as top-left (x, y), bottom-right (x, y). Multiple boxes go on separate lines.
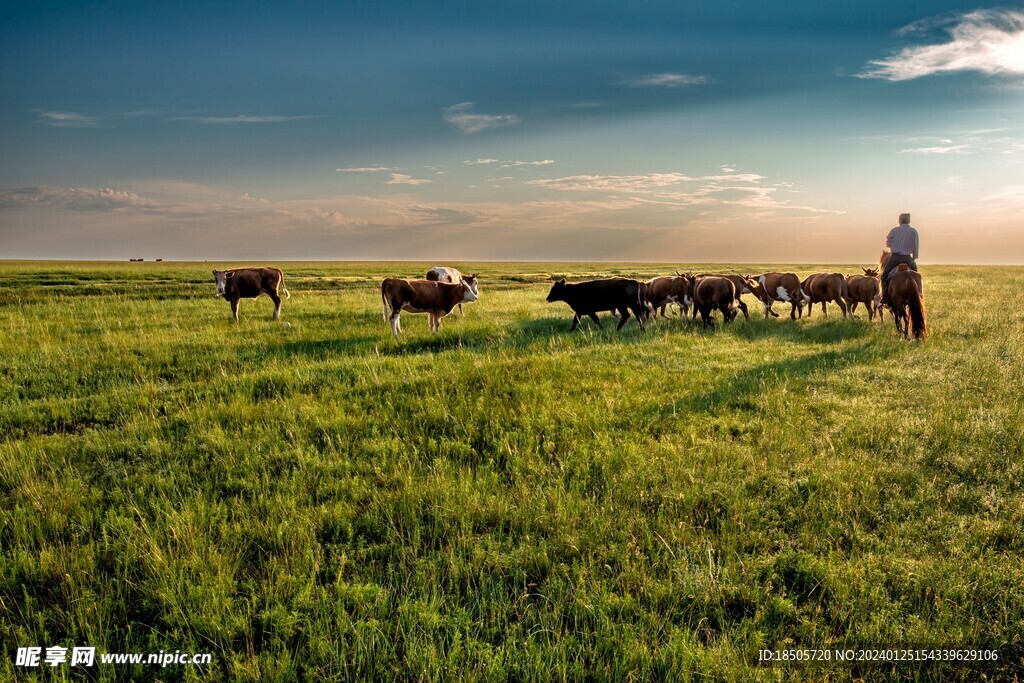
top-left (879, 250), bottom-right (926, 340)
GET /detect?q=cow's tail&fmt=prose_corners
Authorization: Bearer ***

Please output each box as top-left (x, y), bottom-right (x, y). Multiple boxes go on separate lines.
top-left (381, 285), bottom-right (390, 320)
top-left (908, 282), bottom-right (926, 340)
top-left (278, 270), bottom-right (291, 299)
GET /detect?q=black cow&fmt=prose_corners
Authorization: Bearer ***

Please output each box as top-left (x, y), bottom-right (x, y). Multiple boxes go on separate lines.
top-left (545, 278), bottom-right (647, 331)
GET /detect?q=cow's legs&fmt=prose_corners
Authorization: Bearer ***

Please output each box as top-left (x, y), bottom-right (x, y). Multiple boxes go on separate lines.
top-left (230, 298), bottom-right (240, 322)
top-left (849, 301), bottom-right (859, 316)
top-left (616, 308), bottom-right (631, 330)
top-left (569, 314), bottom-right (581, 332)
top-left (737, 299), bottom-right (749, 319)
top-left (390, 312), bottom-right (401, 337)
top-left (434, 312), bottom-right (445, 333)
top-left (836, 297), bottom-right (847, 318)
top-left (457, 303), bottom-right (463, 316)
top-left (807, 302), bottom-right (814, 317)
top-left (269, 291), bottom-right (282, 320)
top-left (587, 313), bottom-right (602, 329)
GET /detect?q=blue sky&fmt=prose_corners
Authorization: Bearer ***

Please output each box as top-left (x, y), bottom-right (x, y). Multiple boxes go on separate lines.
top-left (2, 1), bottom-right (1023, 262)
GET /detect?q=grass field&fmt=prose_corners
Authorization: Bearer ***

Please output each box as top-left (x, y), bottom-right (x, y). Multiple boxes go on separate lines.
top-left (1, 261), bottom-right (1022, 681)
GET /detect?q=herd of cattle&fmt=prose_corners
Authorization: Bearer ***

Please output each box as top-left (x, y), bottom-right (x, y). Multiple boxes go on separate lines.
top-left (211, 265), bottom-right (886, 337)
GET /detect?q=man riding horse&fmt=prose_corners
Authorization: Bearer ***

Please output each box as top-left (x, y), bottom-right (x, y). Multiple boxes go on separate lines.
top-left (880, 212), bottom-right (919, 307)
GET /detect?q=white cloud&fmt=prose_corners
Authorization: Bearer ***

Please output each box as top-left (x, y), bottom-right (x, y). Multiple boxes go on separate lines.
top-left (172, 115), bottom-right (318, 124)
top-left (898, 144), bottom-right (971, 154)
top-left (527, 169), bottom-right (838, 217)
top-left (0, 186), bottom-right (153, 210)
top-left (336, 166), bottom-right (399, 172)
top-left (443, 102), bottom-right (520, 134)
top-left (858, 9), bottom-right (1024, 81)
top-left (499, 159), bottom-right (556, 169)
top-left (38, 111), bottom-right (99, 128)
top-left (464, 159), bottom-right (500, 165)
top-left (386, 173), bottom-right (432, 186)
top-left (529, 173), bottom-right (697, 193)
top-left (618, 73), bottom-right (711, 88)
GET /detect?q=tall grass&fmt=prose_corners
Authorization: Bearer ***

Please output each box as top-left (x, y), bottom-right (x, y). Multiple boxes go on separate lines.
top-left (1, 261), bottom-right (1022, 681)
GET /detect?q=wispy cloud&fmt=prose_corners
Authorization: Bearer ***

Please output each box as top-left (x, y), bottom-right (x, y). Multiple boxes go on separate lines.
top-left (529, 173), bottom-right (697, 193)
top-left (37, 111), bottom-right (99, 128)
top-left (336, 166), bottom-right (399, 172)
top-left (0, 186), bottom-right (153, 210)
top-left (499, 159), bottom-right (555, 169)
top-left (464, 159), bottom-right (500, 165)
top-left (618, 73), bottom-right (711, 88)
top-left (443, 102), bottom-right (520, 134)
top-left (171, 114), bottom-right (318, 124)
top-left (386, 173), bottom-right (432, 186)
top-left (898, 144), bottom-right (971, 154)
top-left (528, 170), bottom-right (837, 217)
top-left (858, 9), bottom-right (1024, 81)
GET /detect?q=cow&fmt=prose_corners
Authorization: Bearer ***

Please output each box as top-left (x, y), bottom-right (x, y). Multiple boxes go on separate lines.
top-left (845, 268), bottom-right (883, 321)
top-left (425, 267), bottom-right (479, 316)
top-left (212, 267), bottom-right (290, 322)
top-left (381, 277), bottom-right (478, 337)
top-left (545, 278), bottom-right (647, 331)
top-left (747, 272), bottom-right (806, 319)
top-left (801, 272), bottom-right (849, 318)
top-left (695, 273), bottom-right (757, 319)
top-left (689, 275), bottom-right (738, 328)
top-left (644, 276), bottom-right (692, 320)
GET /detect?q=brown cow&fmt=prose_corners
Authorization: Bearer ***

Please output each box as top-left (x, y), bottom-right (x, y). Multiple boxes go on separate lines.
top-left (212, 267), bottom-right (290, 322)
top-left (747, 273), bottom-right (806, 319)
top-left (696, 273), bottom-right (757, 319)
top-left (645, 276), bottom-right (691, 319)
top-left (801, 272), bottom-right (849, 318)
top-left (381, 278), bottom-right (478, 337)
top-left (845, 268), bottom-right (883, 321)
top-left (689, 275), bottom-right (737, 328)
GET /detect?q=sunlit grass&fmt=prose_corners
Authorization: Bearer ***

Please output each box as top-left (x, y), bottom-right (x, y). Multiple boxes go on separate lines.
top-left (1, 261), bottom-right (1022, 681)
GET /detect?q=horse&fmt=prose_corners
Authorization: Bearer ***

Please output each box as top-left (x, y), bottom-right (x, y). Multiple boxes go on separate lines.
top-left (879, 250), bottom-right (926, 340)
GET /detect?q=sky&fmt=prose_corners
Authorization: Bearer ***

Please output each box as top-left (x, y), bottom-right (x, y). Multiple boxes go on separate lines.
top-left (1, 1), bottom-right (1023, 263)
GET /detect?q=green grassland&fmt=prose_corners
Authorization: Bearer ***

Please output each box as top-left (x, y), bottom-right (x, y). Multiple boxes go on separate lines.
top-left (1, 261), bottom-right (1022, 681)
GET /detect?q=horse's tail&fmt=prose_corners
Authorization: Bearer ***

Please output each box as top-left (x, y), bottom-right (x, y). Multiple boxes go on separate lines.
top-left (907, 281), bottom-right (926, 340)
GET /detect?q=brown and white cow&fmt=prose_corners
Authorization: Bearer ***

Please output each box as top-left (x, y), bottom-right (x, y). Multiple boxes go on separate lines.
top-left (212, 267), bottom-right (290, 322)
top-left (696, 273), bottom-right (757, 319)
top-left (645, 275), bottom-right (692, 320)
top-left (801, 272), bottom-right (849, 318)
top-left (425, 267), bottom-right (479, 315)
top-left (845, 268), bottom-right (883, 321)
top-left (688, 275), bottom-right (738, 328)
top-left (747, 272), bottom-right (806, 319)
top-left (381, 277), bottom-right (478, 337)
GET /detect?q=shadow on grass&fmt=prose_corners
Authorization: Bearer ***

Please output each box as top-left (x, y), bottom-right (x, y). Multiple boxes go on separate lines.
top-left (635, 340), bottom-right (887, 430)
top-left (245, 309), bottom-right (887, 362)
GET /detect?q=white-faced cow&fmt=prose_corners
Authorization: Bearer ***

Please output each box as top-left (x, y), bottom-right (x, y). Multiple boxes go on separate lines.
top-left (747, 272), bottom-right (806, 319)
top-left (801, 272), bottom-right (849, 318)
top-left (645, 276), bottom-right (692, 320)
top-left (381, 278), bottom-right (478, 337)
top-left (425, 267), bottom-right (479, 315)
top-left (546, 278), bottom-right (647, 331)
top-left (845, 268), bottom-right (883, 321)
top-left (212, 267), bottom-right (290, 322)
